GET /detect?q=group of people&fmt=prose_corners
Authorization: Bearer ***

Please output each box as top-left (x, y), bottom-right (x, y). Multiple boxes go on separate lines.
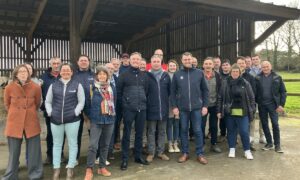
top-left (2, 49), bottom-right (287, 180)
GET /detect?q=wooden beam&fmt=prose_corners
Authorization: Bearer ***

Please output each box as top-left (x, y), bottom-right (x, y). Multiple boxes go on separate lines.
top-left (28, 0), bottom-right (48, 39)
top-left (69, 0), bottom-right (81, 65)
top-left (251, 20), bottom-right (287, 49)
top-left (182, 0), bottom-right (300, 19)
top-left (80, 0), bottom-right (99, 38)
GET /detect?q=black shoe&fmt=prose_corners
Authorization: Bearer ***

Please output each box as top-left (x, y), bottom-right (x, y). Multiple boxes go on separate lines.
top-left (108, 152), bottom-right (115, 160)
top-left (134, 158), bottom-right (149, 165)
top-left (210, 145), bottom-right (222, 153)
top-left (44, 157), bottom-right (52, 165)
top-left (250, 144), bottom-right (256, 151)
top-left (120, 161), bottom-right (128, 170)
top-left (262, 143), bottom-right (274, 151)
top-left (275, 145), bottom-right (284, 153)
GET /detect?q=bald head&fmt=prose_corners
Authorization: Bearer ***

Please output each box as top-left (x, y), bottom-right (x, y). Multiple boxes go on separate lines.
top-left (261, 61), bottom-right (272, 76)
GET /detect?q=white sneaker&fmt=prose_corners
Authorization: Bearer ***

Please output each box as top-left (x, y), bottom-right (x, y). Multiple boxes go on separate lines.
top-left (173, 143), bottom-right (180, 153)
top-left (228, 148), bottom-right (235, 158)
top-left (95, 158), bottom-right (99, 165)
top-left (106, 160), bottom-right (110, 166)
top-left (259, 136), bottom-right (267, 144)
top-left (168, 143), bottom-right (175, 153)
top-left (245, 150), bottom-right (254, 160)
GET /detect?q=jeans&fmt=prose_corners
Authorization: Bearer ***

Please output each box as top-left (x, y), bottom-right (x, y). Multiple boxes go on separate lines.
top-left (258, 103), bottom-right (280, 146)
top-left (51, 121), bottom-right (80, 169)
top-left (202, 106), bottom-right (218, 145)
top-left (167, 118), bottom-right (179, 143)
top-left (219, 116), bottom-right (227, 136)
top-left (121, 109), bottom-right (146, 161)
top-left (147, 120), bottom-right (167, 155)
top-left (227, 115), bottom-right (250, 151)
top-left (180, 110), bottom-right (204, 156)
top-left (87, 123), bottom-right (114, 168)
top-left (77, 113), bottom-right (85, 159)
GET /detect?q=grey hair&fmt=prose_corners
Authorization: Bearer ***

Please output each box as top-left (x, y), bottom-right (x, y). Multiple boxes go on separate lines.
top-left (49, 56), bottom-right (62, 65)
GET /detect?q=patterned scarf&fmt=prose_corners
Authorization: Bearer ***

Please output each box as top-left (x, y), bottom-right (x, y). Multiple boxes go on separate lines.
top-left (94, 81), bottom-right (115, 116)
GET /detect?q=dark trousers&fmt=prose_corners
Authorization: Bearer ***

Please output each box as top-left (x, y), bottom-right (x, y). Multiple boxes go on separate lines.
top-left (77, 113), bottom-right (85, 159)
top-left (180, 110), bottom-right (204, 156)
top-left (219, 116), bottom-right (227, 136)
top-left (202, 106), bottom-right (218, 145)
top-left (2, 135), bottom-right (43, 180)
top-left (258, 103), bottom-right (280, 146)
top-left (121, 109), bottom-right (146, 161)
top-left (227, 115), bottom-right (250, 150)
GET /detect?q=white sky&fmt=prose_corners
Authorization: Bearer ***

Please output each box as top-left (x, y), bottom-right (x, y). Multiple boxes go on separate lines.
top-left (259, 0), bottom-right (300, 9)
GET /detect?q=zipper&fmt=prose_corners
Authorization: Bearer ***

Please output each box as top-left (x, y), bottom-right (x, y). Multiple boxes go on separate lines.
top-left (61, 83), bottom-right (66, 123)
top-left (188, 69), bottom-right (191, 111)
top-left (136, 73), bottom-right (140, 112)
top-left (158, 75), bottom-right (162, 120)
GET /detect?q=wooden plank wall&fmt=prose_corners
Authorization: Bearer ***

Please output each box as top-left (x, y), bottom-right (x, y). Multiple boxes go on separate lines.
top-left (0, 36), bottom-right (122, 77)
top-left (130, 10), bottom-right (251, 65)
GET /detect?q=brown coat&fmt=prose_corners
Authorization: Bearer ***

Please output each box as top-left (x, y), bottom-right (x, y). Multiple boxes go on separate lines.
top-left (4, 80), bottom-right (42, 139)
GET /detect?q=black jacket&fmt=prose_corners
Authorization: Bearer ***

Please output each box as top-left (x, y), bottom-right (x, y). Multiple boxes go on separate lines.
top-left (117, 66), bottom-right (148, 111)
top-left (217, 77), bottom-right (256, 121)
top-left (171, 67), bottom-right (209, 111)
top-left (241, 71), bottom-right (256, 97)
top-left (146, 71), bottom-right (171, 121)
top-left (255, 71), bottom-right (287, 108)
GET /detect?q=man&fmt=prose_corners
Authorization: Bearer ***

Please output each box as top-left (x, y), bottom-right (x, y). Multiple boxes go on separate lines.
top-left (111, 58), bottom-right (121, 77)
top-left (146, 55), bottom-right (171, 163)
top-left (219, 59), bottom-right (231, 141)
top-left (73, 55), bottom-right (94, 164)
top-left (245, 56), bottom-right (252, 73)
top-left (119, 53), bottom-right (130, 75)
top-left (256, 61), bottom-right (286, 153)
top-left (237, 56), bottom-right (257, 151)
top-left (213, 56), bottom-right (221, 73)
top-left (171, 52), bottom-right (209, 164)
top-left (40, 57), bottom-right (62, 164)
top-left (139, 58), bottom-right (147, 72)
top-left (249, 54), bottom-right (267, 144)
top-left (191, 57), bottom-right (198, 68)
top-left (118, 52), bottom-right (149, 170)
top-left (201, 57), bottom-right (222, 153)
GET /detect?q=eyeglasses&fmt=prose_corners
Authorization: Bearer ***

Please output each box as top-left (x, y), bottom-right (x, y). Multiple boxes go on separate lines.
top-left (18, 70), bottom-right (28, 74)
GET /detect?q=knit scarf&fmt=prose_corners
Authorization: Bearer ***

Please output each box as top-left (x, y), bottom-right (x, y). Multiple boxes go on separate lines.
top-left (94, 81), bottom-right (115, 116)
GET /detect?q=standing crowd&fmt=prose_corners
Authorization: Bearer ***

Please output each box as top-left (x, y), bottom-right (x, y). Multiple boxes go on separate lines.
top-left (2, 49), bottom-right (287, 180)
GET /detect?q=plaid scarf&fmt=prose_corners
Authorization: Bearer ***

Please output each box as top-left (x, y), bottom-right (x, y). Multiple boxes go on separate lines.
top-left (94, 81), bottom-right (115, 116)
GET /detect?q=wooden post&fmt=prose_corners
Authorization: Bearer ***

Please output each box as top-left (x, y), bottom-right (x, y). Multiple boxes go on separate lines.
top-left (166, 24), bottom-right (171, 63)
top-left (25, 36), bottom-right (32, 63)
top-left (69, 0), bottom-right (81, 66)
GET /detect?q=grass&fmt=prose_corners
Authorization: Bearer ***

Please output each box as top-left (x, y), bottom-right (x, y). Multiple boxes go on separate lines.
top-left (278, 72), bottom-right (300, 117)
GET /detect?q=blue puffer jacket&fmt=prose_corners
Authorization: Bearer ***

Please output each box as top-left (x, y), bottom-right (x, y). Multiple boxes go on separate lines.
top-left (86, 83), bottom-right (116, 124)
top-left (171, 67), bottom-right (209, 111)
top-left (146, 71), bottom-right (171, 121)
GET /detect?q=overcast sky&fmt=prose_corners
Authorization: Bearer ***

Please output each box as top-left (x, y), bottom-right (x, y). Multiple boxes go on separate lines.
top-left (260, 0), bottom-right (300, 8)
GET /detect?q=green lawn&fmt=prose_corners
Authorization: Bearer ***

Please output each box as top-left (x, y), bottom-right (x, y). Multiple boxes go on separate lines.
top-left (278, 72), bottom-right (300, 117)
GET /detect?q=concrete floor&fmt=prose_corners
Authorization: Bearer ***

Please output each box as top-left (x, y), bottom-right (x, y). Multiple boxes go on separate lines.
top-left (0, 117), bottom-right (300, 180)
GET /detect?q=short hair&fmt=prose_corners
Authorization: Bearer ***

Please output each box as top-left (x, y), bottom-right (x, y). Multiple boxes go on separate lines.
top-left (59, 63), bottom-right (74, 72)
top-left (151, 54), bottom-right (163, 61)
top-left (12, 64), bottom-right (30, 82)
top-left (222, 59), bottom-right (231, 65)
top-left (181, 52), bottom-right (193, 59)
top-left (252, 54), bottom-right (260, 58)
top-left (168, 59), bottom-right (179, 71)
top-left (236, 56), bottom-right (246, 62)
top-left (110, 58), bottom-right (119, 62)
top-left (78, 54), bottom-right (90, 61)
top-left (141, 58), bottom-right (147, 62)
top-left (130, 52), bottom-right (142, 58)
top-left (230, 63), bottom-right (241, 74)
top-left (49, 56), bottom-right (61, 65)
top-left (204, 57), bottom-right (214, 62)
top-left (95, 65), bottom-right (110, 81)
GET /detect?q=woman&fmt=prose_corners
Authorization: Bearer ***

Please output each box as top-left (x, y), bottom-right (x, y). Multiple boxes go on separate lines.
top-left (217, 64), bottom-right (255, 160)
top-left (45, 63), bottom-right (85, 180)
top-left (84, 66), bottom-right (116, 179)
top-left (25, 63), bottom-right (42, 85)
top-left (3, 64), bottom-right (43, 180)
top-left (167, 59), bottom-right (180, 153)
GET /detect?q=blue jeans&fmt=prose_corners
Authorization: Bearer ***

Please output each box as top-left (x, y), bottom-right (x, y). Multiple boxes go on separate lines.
top-left (258, 103), bottom-right (280, 146)
top-left (167, 118), bottom-right (179, 143)
top-left (226, 116), bottom-right (250, 151)
top-left (121, 109), bottom-right (146, 161)
top-left (51, 121), bottom-right (80, 169)
top-left (180, 110), bottom-right (204, 156)
top-left (201, 106), bottom-right (218, 145)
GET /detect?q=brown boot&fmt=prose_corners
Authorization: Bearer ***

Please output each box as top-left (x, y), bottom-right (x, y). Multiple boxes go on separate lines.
top-left (66, 168), bottom-right (74, 179)
top-left (197, 155), bottom-right (208, 165)
top-left (178, 154), bottom-right (189, 163)
top-left (53, 168), bottom-right (60, 180)
top-left (97, 168), bottom-right (112, 177)
top-left (84, 168), bottom-right (93, 180)
top-left (158, 153), bottom-right (170, 161)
